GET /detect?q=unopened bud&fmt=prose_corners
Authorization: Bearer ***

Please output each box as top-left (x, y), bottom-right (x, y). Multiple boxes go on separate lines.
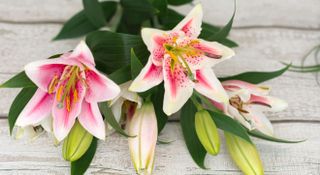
top-left (62, 121), bottom-right (93, 162)
top-left (225, 132), bottom-right (264, 175)
top-left (195, 110), bottom-right (220, 155)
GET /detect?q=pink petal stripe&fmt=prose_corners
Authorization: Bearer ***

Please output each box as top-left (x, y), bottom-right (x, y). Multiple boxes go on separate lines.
top-left (222, 80), bottom-right (270, 95)
top-left (84, 68), bottom-right (120, 102)
top-left (78, 102), bottom-right (106, 140)
top-left (129, 57), bottom-right (163, 92)
top-left (52, 81), bottom-right (86, 141)
top-left (163, 55), bottom-right (194, 115)
top-left (15, 89), bottom-right (53, 127)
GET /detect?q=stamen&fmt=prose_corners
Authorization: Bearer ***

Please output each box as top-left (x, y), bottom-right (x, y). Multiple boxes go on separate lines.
top-left (56, 85), bottom-right (64, 101)
top-left (48, 75), bottom-right (59, 94)
top-left (73, 89), bottom-right (78, 103)
top-left (66, 96), bottom-right (71, 112)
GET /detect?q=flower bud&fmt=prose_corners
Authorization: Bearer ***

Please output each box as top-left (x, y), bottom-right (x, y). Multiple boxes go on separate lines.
top-left (195, 110), bottom-right (220, 155)
top-left (127, 101), bottom-right (158, 175)
top-left (62, 121), bottom-right (93, 162)
top-left (224, 132), bottom-right (264, 175)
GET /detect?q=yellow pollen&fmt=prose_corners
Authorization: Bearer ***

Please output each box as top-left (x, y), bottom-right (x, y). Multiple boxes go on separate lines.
top-left (66, 96), bottom-right (71, 112)
top-left (73, 89), bottom-right (78, 103)
top-left (48, 75), bottom-right (59, 94)
top-left (56, 85), bottom-right (64, 101)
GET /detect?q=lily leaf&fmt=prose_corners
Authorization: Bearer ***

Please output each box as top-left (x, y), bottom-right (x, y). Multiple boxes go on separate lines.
top-left (207, 0), bottom-right (236, 41)
top-left (152, 0), bottom-right (168, 16)
top-left (208, 110), bottom-right (253, 144)
top-left (54, 1), bottom-right (117, 40)
top-left (167, 0), bottom-right (192, 6)
top-left (8, 87), bottom-right (37, 134)
top-left (0, 71), bottom-right (35, 88)
top-left (152, 85), bottom-right (168, 133)
top-left (248, 129), bottom-right (306, 143)
top-left (86, 31), bottom-right (149, 74)
top-left (82, 0), bottom-right (106, 28)
top-left (180, 100), bottom-right (207, 169)
top-left (71, 138), bottom-right (97, 175)
top-left (130, 48), bottom-right (144, 79)
top-left (108, 66), bottom-right (132, 84)
top-left (98, 102), bottom-right (133, 137)
top-left (219, 64), bottom-right (291, 84)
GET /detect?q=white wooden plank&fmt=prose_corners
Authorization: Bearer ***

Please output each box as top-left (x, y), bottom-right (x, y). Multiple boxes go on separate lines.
top-left (0, 0), bottom-right (319, 29)
top-left (0, 24), bottom-right (319, 121)
top-left (0, 120), bottom-right (318, 174)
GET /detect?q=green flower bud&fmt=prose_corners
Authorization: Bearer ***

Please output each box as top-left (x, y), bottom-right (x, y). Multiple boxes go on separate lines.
top-left (195, 110), bottom-right (220, 155)
top-left (225, 132), bottom-right (264, 175)
top-left (62, 121), bottom-right (93, 162)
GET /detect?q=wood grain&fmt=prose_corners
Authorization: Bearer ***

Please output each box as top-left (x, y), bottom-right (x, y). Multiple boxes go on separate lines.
top-left (0, 0), bottom-right (319, 29)
top-left (0, 120), bottom-right (318, 175)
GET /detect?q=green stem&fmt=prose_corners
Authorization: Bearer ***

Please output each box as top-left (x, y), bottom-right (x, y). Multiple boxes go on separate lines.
top-left (191, 96), bottom-right (203, 111)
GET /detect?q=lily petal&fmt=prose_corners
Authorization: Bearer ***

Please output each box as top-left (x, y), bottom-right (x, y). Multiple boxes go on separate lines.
top-left (78, 102), bottom-right (106, 140)
top-left (129, 57), bottom-right (163, 92)
top-left (187, 39), bottom-right (235, 69)
top-left (141, 28), bottom-right (166, 66)
top-left (173, 4), bottom-right (203, 38)
top-left (195, 69), bottom-right (228, 104)
top-left (70, 41), bottom-right (95, 67)
top-left (249, 94), bottom-right (288, 112)
top-left (222, 80), bottom-right (270, 95)
top-left (24, 60), bottom-right (67, 92)
top-left (85, 68), bottom-right (120, 102)
top-left (119, 81), bottom-right (143, 108)
top-left (16, 89), bottom-right (53, 127)
top-left (163, 55), bottom-right (194, 115)
top-left (52, 81), bottom-right (86, 141)
top-left (243, 105), bottom-right (274, 136)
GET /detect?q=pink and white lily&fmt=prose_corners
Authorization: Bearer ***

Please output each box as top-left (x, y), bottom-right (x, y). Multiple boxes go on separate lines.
top-left (126, 101), bottom-right (158, 175)
top-left (15, 41), bottom-right (120, 141)
top-left (129, 4), bottom-right (235, 115)
top-left (107, 81), bottom-right (142, 134)
top-left (216, 80), bottom-right (288, 136)
top-left (14, 117), bottom-right (52, 141)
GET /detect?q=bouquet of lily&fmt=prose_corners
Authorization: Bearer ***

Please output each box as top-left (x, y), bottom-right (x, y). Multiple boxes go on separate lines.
top-left (1, 0), bottom-right (301, 174)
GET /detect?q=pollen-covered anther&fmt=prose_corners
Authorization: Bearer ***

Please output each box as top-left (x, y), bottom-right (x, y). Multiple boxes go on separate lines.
top-left (48, 75), bottom-right (59, 94)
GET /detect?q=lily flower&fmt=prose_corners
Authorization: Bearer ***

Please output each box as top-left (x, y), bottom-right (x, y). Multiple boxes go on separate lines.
top-left (14, 117), bottom-right (52, 141)
top-left (129, 4), bottom-right (235, 115)
top-left (127, 101), bottom-right (158, 175)
top-left (108, 81), bottom-right (142, 130)
top-left (216, 80), bottom-right (288, 136)
top-left (15, 41), bottom-right (120, 141)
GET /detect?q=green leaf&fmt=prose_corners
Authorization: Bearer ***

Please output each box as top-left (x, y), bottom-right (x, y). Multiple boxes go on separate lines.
top-left (71, 138), bottom-right (97, 175)
top-left (151, 85), bottom-right (168, 133)
top-left (0, 71), bottom-right (35, 88)
top-left (118, 0), bottom-right (156, 34)
top-left (8, 87), bottom-right (37, 134)
top-left (219, 64), bottom-right (291, 84)
top-left (208, 110), bottom-right (253, 144)
top-left (130, 48), bottom-right (144, 79)
top-left (82, 0), bottom-right (106, 28)
top-left (98, 102), bottom-right (133, 137)
top-left (86, 31), bottom-right (149, 74)
top-left (152, 0), bottom-right (168, 16)
top-left (180, 100), bottom-right (206, 169)
top-left (248, 129), bottom-right (305, 143)
top-left (160, 9), bottom-right (238, 47)
top-left (167, 0), bottom-right (192, 6)
top-left (207, 0), bottom-right (236, 41)
top-left (108, 66), bottom-right (132, 84)
top-left (54, 1), bottom-right (117, 40)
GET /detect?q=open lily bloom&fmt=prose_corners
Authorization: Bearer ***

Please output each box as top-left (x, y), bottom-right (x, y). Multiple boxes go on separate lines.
top-left (15, 41), bottom-right (120, 141)
top-left (14, 117), bottom-right (52, 141)
top-left (129, 4), bottom-right (235, 115)
top-left (218, 80), bottom-right (288, 136)
top-left (108, 81), bottom-right (142, 133)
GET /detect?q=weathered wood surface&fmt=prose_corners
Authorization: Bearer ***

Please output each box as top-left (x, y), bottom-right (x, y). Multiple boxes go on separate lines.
top-left (0, 0), bottom-right (319, 174)
top-left (0, 121), bottom-right (319, 175)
